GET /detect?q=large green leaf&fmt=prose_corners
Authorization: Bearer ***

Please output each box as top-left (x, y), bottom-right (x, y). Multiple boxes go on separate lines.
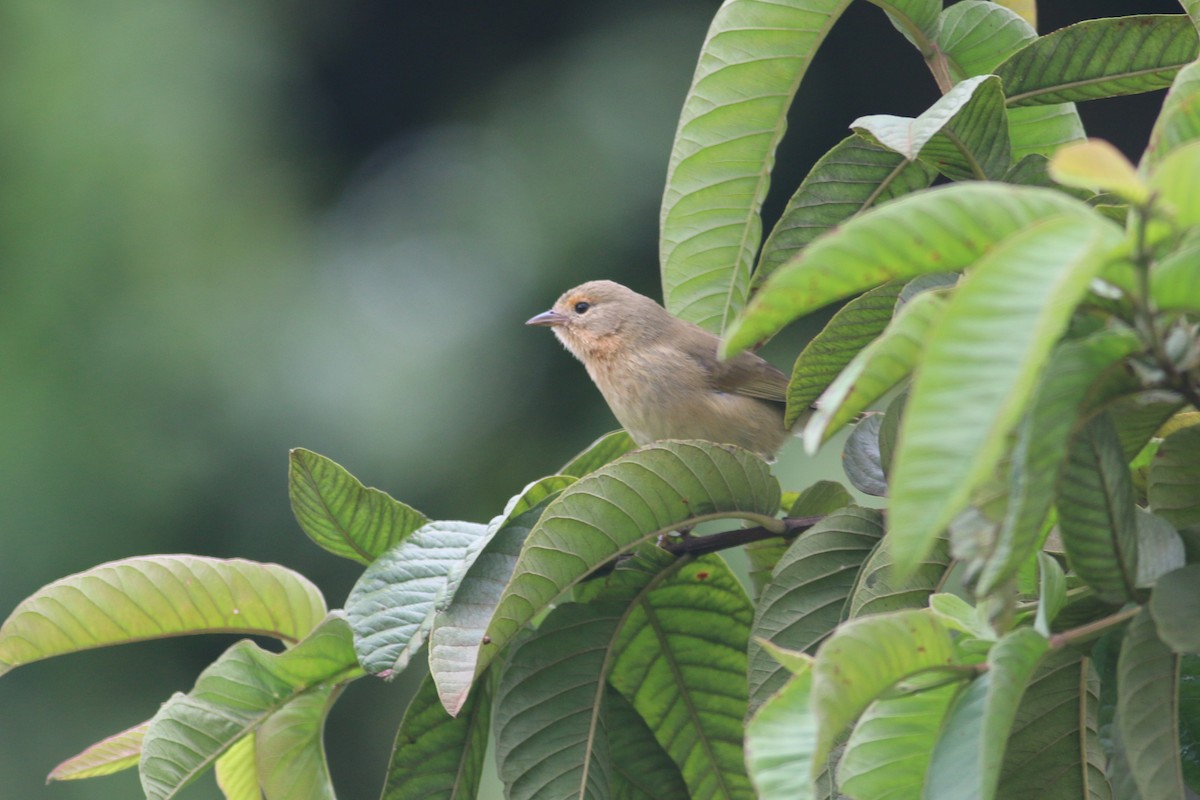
top-left (429, 477), bottom-right (571, 715)
top-left (660, 0), bottom-right (853, 333)
top-left (926, 628), bottom-right (1049, 800)
top-left (745, 658), bottom-right (816, 800)
top-left (997, 651), bottom-right (1110, 800)
top-left (256, 685), bottom-right (336, 800)
top-left (888, 215), bottom-right (1119, 578)
top-left (785, 281), bottom-right (904, 426)
top-left (560, 431), bottom-right (638, 478)
top-left (215, 734), bottom-right (260, 800)
top-left (1118, 609), bottom-right (1185, 799)
top-left (748, 506), bottom-right (885, 712)
top-left (810, 609), bottom-right (959, 770)
top-left (1144, 59), bottom-right (1200, 167)
top-left (996, 15), bottom-right (1200, 106)
top-left (722, 183), bottom-right (1102, 357)
top-left (609, 557), bottom-right (756, 800)
top-left (852, 74), bottom-right (1011, 181)
top-left (838, 681), bottom-right (961, 800)
top-left (288, 448), bottom-right (428, 565)
top-left (1057, 413), bottom-right (1140, 604)
top-left (745, 480), bottom-right (854, 597)
top-left (347, 520), bottom-right (488, 677)
top-left (1007, 105), bottom-right (1087, 162)
top-left (139, 613), bottom-right (361, 800)
top-left (866, 0), bottom-right (941, 51)
top-left (382, 670), bottom-right (492, 800)
top-left (933, 2), bottom-right (1084, 160)
top-left (755, 135), bottom-right (934, 284)
top-left (493, 602), bottom-right (625, 800)
top-left (937, 0), bottom-right (1036, 80)
top-left (847, 532), bottom-right (952, 618)
top-left (1149, 425), bottom-right (1200, 529)
top-left (47, 719), bottom-right (149, 783)
top-left (1151, 564), bottom-right (1200, 654)
top-left (0, 555), bottom-right (327, 675)
top-left (606, 688), bottom-right (690, 800)
top-left (1149, 239), bottom-right (1200, 313)
top-left (803, 288), bottom-right (947, 451)
top-left (976, 328), bottom-right (1143, 595)
top-left (474, 441), bottom-right (780, 690)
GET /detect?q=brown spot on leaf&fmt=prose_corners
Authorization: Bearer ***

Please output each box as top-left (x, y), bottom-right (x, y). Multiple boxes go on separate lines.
top-left (696, 571), bottom-right (710, 580)
top-left (482, 635), bottom-right (492, 645)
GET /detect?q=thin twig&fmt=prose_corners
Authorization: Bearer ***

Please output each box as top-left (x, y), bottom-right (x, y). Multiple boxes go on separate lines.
top-left (661, 515), bottom-right (825, 557)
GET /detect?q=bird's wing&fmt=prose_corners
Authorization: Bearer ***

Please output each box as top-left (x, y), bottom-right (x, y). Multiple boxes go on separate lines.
top-left (684, 335), bottom-right (789, 403)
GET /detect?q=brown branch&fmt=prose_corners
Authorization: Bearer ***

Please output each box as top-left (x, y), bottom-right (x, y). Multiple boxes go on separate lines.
top-left (1049, 605), bottom-right (1141, 650)
top-left (661, 515), bottom-right (825, 557)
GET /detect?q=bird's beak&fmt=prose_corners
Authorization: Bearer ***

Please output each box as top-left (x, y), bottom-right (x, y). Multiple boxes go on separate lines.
top-left (526, 309), bottom-right (568, 327)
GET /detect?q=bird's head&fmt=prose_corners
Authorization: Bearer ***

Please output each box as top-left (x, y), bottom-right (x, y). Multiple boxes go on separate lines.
top-left (526, 280), bottom-right (671, 361)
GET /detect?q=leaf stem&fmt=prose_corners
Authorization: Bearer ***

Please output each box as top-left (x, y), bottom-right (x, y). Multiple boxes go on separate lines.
top-left (1048, 605), bottom-right (1141, 650)
top-left (661, 514), bottom-right (825, 557)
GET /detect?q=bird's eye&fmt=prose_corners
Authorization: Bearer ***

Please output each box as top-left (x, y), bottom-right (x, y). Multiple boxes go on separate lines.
top-left (574, 301), bottom-right (591, 314)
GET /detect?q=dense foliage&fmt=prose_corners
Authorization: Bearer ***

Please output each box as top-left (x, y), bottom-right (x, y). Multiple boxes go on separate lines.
top-left (4, 1), bottom-right (1200, 798)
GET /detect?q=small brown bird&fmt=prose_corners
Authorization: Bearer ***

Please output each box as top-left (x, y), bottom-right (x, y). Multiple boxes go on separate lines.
top-left (526, 280), bottom-right (790, 459)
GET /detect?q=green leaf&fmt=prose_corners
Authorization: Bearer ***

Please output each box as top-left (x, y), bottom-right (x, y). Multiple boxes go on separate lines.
top-left (382, 669), bottom-right (492, 800)
top-left (347, 520), bottom-right (488, 677)
top-left (1134, 508), bottom-right (1186, 588)
top-left (475, 441), bottom-right (781, 689)
top-left (0, 555), bottom-right (327, 675)
top-left (755, 135), bottom-right (935, 284)
top-left (748, 506), bottom-right (885, 712)
top-left (926, 628), bottom-right (1049, 800)
top-left (1007, 104), bottom-right (1087, 162)
top-left (429, 485), bottom-right (565, 715)
top-left (848, 533), bottom-right (952, 618)
top-left (215, 734), bottom-right (260, 800)
top-left (804, 289), bottom-right (947, 451)
top-left (560, 431), bottom-right (638, 477)
top-left (493, 602), bottom-right (626, 800)
top-left (932, 2), bottom-right (1086, 162)
top-left (996, 15), bottom-right (1200, 106)
top-left (1145, 60), bottom-right (1200, 167)
top-left (810, 609), bottom-right (958, 770)
top-left (288, 448), bottom-right (428, 565)
top-left (1050, 139), bottom-right (1150, 204)
top-left (47, 719), bottom-right (149, 782)
top-left (609, 557), bottom-right (755, 800)
top-left (937, 0), bottom-right (1036, 81)
top-left (888, 215), bottom-right (1119, 579)
top-left (976, 328), bottom-right (1143, 595)
top-left (256, 685), bottom-right (335, 800)
top-left (139, 613), bottom-right (361, 800)
top-left (746, 480), bottom-right (854, 598)
top-left (1151, 565), bottom-right (1200, 654)
top-left (838, 681), bottom-right (960, 800)
top-left (745, 659), bottom-right (816, 800)
top-left (1057, 413), bottom-right (1140, 604)
top-left (785, 281), bottom-right (904, 426)
top-left (606, 688), bottom-right (690, 800)
top-left (852, 74), bottom-right (1011, 181)
top-left (1118, 609), bottom-right (1185, 799)
top-left (1035, 552), bottom-right (1067, 638)
top-left (722, 183), bottom-right (1101, 357)
top-left (660, 0), bottom-right (853, 333)
top-left (866, 0), bottom-right (941, 50)
top-left (842, 414), bottom-right (887, 497)
top-left (1150, 240), bottom-right (1200, 313)
top-left (1149, 424), bottom-right (1200, 529)
top-left (997, 651), bottom-right (1110, 800)
top-left (1180, 655), bottom-right (1200, 793)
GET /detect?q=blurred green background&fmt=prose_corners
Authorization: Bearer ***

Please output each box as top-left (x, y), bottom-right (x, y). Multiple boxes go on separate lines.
top-left (0, 1), bottom-right (1176, 796)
